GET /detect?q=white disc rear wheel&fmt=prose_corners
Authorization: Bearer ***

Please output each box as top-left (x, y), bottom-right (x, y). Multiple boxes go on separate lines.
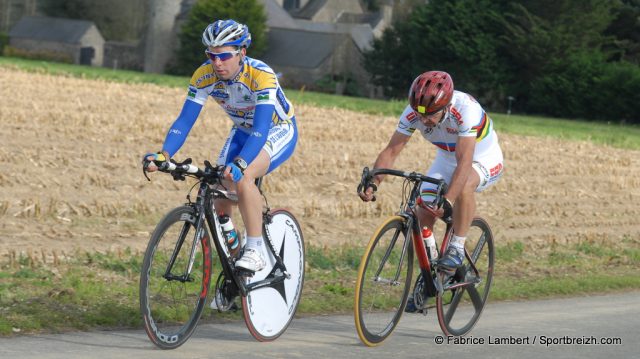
top-left (242, 209), bottom-right (305, 341)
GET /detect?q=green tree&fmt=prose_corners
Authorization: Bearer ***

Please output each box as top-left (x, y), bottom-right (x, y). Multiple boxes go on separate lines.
top-left (170, 0), bottom-right (267, 76)
top-left (605, 0), bottom-right (640, 64)
top-left (500, 0), bottom-right (620, 114)
top-left (363, 0), bottom-right (511, 109)
top-left (40, 0), bottom-right (146, 41)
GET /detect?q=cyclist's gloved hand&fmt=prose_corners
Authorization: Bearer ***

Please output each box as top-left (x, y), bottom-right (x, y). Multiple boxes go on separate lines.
top-left (226, 162), bottom-right (244, 183)
top-left (142, 151), bottom-right (169, 173)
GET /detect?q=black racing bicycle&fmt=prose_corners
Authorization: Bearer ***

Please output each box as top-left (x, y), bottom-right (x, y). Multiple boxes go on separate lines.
top-left (139, 158), bottom-right (305, 349)
top-left (354, 167), bottom-right (494, 346)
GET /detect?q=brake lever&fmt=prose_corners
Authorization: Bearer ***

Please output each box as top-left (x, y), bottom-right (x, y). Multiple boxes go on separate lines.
top-left (142, 162), bottom-right (151, 181)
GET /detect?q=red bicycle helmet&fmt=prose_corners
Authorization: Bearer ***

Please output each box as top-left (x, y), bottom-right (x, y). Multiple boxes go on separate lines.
top-left (408, 71), bottom-right (454, 114)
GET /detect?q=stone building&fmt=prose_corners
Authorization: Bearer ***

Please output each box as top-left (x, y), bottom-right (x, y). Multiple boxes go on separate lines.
top-left (9, 15), bottom-right (104, 66)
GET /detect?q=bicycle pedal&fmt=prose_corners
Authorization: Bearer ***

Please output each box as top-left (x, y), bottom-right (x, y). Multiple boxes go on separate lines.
top-left (437, 267), bottom-right (456, 276)
top-left (235, 268), bottom-right (255, 278)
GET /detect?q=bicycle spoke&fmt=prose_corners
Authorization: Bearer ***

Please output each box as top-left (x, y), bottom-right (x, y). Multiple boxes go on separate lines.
top-left (444, 287), bottom-right (466, 325)
top-left (467, 285), bottom-right (484, 312)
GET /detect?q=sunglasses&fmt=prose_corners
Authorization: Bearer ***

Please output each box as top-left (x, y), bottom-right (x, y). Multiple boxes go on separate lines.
top-left (205, 49), bottom-right (240, 62)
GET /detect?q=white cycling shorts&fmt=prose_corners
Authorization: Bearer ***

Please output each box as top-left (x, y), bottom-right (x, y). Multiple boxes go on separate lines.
top-left (419, 148), bottom-right (504, 205)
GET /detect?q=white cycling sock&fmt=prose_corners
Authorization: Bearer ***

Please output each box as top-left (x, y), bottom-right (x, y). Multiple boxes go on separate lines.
top-left (450, 235), bottom-right (466, 252)
top-left (245, 235), bottom-right (263, 252)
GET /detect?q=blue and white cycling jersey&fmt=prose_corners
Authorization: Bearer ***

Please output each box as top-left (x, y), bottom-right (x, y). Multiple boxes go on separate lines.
top-left (161, 56), bottom-right (297, 171)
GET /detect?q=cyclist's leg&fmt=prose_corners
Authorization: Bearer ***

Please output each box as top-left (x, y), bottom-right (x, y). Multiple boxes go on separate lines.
top-left (236, 120), bottom-right (297, 272)
top-left (215, 127), bottom-right (247, 215)
top-left (416, 153), bottom-right (456, 229)
top-left (236, 150), bottom-right (270, 239)
top-left (457, 149), bottom-right (505, 236)
top-left (452, 173), bottom-right (480, 237)
top-left (441, 151), bottom-right (504, 268)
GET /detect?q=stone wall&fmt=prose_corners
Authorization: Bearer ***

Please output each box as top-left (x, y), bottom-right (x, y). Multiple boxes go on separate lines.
top-left (104, 41), bottom-right (143, 71)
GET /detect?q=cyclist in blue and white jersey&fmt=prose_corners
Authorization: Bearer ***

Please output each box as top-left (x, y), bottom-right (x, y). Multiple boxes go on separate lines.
top-left (143, 20), bottom-right (297, 277)
top-left (359, 71), bottom-right (504, 272)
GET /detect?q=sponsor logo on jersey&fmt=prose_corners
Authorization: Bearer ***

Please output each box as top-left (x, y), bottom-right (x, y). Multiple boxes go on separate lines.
top-left (228, 109), bottom-right (254, 120)
top-left (276, 88), bottom-right (290, 113)
top-left (451, 107), bottom-right (462, 123)
top-left (187, 86), bottom-right (197, 98)
top-left (257, 91), bottom-right (270, 101)
top-left (423, 127), bottom-right (434, 135)
top-left (446, 127), bottom-right (458, 134)
top-left (195, 73), bottom-right (215, 87)
top-left (211, 90), bottom-right (229, 99)
top-left (406, 111), bottom-right (418, 122)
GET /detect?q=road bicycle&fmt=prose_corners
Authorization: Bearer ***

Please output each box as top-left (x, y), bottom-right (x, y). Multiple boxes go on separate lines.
top-left (139, 158), bottom-right (305, 349)
top-left (354, 167), bottom-right (494, 346)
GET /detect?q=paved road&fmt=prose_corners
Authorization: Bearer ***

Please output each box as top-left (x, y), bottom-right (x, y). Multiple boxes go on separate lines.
top-left (1, 291), bottom-right (638, 359)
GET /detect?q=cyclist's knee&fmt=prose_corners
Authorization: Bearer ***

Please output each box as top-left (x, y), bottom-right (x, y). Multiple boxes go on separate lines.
top-left (236, 175), bottom-right (258, 192)
top-left (464, 171), bottom-right (481, 193)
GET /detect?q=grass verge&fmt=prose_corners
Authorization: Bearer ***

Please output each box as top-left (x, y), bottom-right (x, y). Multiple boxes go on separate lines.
top-left (1, 56), bottom-right (639, 150)
top-left (1, 240), bottom-right (638, 336)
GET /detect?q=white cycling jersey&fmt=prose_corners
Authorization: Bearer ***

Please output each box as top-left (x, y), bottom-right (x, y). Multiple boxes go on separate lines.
top-left (395, 90), bottom-right (504, 200)
top-left (396, 90), bottom-right (500, 158)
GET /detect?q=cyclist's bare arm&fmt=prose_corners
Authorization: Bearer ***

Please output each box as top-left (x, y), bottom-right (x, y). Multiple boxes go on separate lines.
top-left (373, 131), bottom-right (411, 179)
top-left (360, 132), bottom-right (411, 201)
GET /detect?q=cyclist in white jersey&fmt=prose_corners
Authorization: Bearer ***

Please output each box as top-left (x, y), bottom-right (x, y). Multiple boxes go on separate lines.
top-left (143, 20), bottom-right (297, 279)
top-left (359, 71), bottom-right (504, 271)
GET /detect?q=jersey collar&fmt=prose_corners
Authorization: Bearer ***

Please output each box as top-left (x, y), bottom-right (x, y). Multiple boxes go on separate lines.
top-left (227, 57), bottom-right (247, 85)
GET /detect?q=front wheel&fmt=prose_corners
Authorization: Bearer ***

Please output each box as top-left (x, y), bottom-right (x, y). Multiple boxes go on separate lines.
top-left (140, 206), bottom-right (213, 349)
top-left (436, 217), bottom-right (494, 336)
top-left (354, 216), bottom-right (414, 346)
top-left (242, 209), bottom-right (305, 341)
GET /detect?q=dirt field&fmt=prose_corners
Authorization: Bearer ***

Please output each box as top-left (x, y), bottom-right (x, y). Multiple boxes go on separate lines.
top-left (1, 66), bottom-right (639, 261)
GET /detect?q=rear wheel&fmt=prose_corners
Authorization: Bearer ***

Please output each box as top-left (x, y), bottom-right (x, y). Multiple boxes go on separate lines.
top-left (436, 217), bottom-right (494, 336)
top-left (140, 206), bottom-right (213, 349)
top-left (242, 209), bottom-right (305, 341)
top-left (354, 216), bottom-right (413, 346)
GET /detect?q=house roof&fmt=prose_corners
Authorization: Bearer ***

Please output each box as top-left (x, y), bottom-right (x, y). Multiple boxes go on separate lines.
top-left (260, 0), bottom-right (300, 29)
top-left (337, 11), bottom-right (383, 28)
top-left (293, 20), bottom-right (373, 52)
top-left (289, 0), bottom-right (328, 20)
top-left (261, 27), bottom-right (341, 69)
top-left (9, 16), bottom-right (100, 44)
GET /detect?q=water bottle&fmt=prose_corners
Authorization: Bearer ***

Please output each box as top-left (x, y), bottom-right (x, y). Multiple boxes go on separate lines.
top-left (422, 227), bottom-right (438, 260)
top-left (219, 214), bottom-right (240, 257)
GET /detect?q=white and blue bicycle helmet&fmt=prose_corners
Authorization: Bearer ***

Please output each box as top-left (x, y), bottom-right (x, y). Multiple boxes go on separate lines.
top-left (202, 19), bottom-right (252, 49)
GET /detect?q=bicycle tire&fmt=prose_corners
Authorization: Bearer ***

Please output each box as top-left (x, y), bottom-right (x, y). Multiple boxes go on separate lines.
top-left (354, 216), bottom-right (414, 346)
top-left (140, 206), bottom-right (213, 349)
top-left (436, 217), bottom-right (494, 337)
top-left (242, 209), bottom-right (305, 341)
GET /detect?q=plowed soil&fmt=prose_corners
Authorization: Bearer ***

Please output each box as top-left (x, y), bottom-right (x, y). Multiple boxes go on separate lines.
top-left (1, 66), bottom-right (639, 261)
